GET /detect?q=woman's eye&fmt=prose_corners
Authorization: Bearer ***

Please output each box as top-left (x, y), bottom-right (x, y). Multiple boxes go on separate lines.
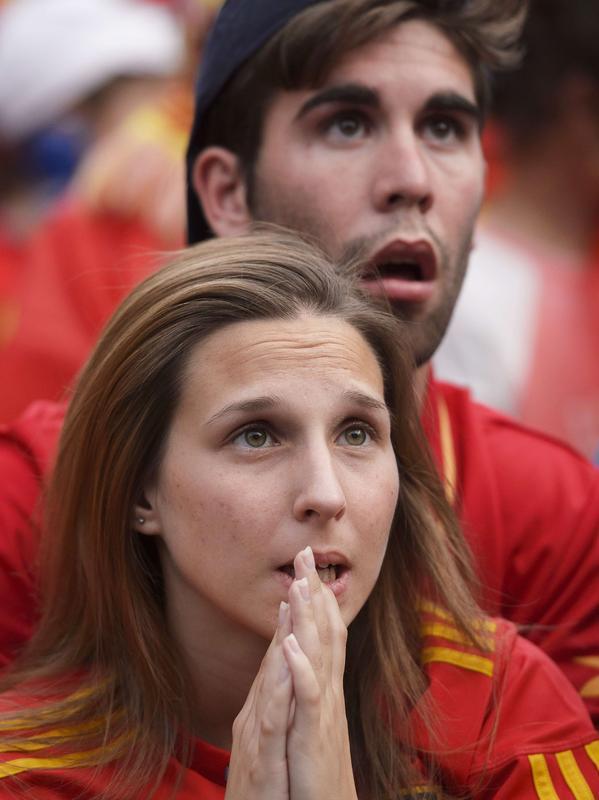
top-left (233, 428), bottom-right (274, 449)
top-left (339, 425), bottom-right (372, 446)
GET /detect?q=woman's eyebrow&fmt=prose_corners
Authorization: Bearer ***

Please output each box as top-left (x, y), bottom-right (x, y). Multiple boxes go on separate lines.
top-left (342, 390), bottom-right (388, 414)
top-left (206, 396), bottom-right (281, 426)
top-left (295, 83), bottom-right (380, 121)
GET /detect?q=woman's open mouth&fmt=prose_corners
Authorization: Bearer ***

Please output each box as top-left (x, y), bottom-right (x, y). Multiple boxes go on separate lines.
top-left (275, 559), bottom-right (350, 597)
top-left (278, 562), bottom-right (346, 584)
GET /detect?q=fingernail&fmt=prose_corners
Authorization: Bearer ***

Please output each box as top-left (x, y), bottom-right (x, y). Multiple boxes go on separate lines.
top-left (302, 545), bottom-right (315, 571)
top-left (297, 577), bottom-right (310, 601)
top-left (286, 633), bottom-right (300, 653)
top-left (278, 601), bottom-right (289, 626)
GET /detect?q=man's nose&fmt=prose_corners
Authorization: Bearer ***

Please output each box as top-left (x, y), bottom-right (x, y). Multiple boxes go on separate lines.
top-left (372, 129), bottom-right (433, 214)
top-left (292, 446), bottom-right (347, 523)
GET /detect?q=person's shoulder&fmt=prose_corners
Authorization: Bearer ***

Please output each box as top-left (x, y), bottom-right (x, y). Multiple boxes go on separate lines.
top-left (414, 601), bottom-right (507, 775)
top-left (433, 376), bottom-right (598, 484)
top-left (473, 619), bottom-right (599, 793)
top-left (0, 681), bottom-right (225, 800)
top-left (0, 681), bottom-right (122, 799)
top-left (416, 606), bottom-right (599, 795)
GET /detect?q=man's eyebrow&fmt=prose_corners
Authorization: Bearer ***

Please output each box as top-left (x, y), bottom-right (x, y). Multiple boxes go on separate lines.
top-left (342, 390), bottom-right (388, 415)
top-left (423, 91), bottom-right (482, 125)
top-left (206, 396), bottom-right (280, 426)
top-left (295, 83), bottom-right (380, 121)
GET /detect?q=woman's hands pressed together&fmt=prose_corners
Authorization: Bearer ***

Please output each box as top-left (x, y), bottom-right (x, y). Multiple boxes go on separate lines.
top-left (224, 594), bottom-right (293, 800)
top-left (226, 546), bottom-right (358, 800)
top-left (283, 546), bottom-right (358, 800)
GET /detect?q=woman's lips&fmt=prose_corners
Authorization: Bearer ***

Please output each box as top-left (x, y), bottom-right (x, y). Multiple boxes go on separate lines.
top-left (274, 564), bottom-right (349, 598)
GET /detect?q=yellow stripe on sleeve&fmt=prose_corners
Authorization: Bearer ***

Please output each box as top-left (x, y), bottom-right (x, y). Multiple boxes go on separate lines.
top-left (580, 676), bottom-right (599, 699)
top-left (420, 622), bottom-right (495, 651)
top-left (417, 600), bottom-right (497, 632)
top-left (584, 741), bottom-right (599, 770)
top-left (421, 646), bottom-right (494, 677)
top-left (0, 734), bottom-right (128, 780)
top-left (556, 750), bottom-right (594, 800)
top-left (0, 748), bottom-right (101, 779)
top-left (437, 396), bottom-right (456, 505)
top-left (528, 754), bottom-right (559, 800)
top-left (0, 718), bottom-right (111, 754)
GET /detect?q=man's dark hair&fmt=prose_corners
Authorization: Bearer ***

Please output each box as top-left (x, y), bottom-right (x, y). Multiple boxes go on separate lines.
top-left (187, 0), bottom-right (527, 242)
top-left (492, 0), bottom-right (599, 146)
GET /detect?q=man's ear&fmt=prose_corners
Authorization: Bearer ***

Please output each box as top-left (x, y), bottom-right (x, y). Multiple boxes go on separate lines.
top-left (192, 147), bottom-right (253, 237)
top-left (132, 489), bottom-right (162, 536)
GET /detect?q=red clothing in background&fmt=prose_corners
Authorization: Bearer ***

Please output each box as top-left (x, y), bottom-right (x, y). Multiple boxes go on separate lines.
top-left (0, 200), bottom-right (175, 421)
top-left (0, 230), bottom-right (22, 354)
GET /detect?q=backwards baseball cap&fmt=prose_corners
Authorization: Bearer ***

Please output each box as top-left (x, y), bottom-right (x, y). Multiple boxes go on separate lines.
top-left (186, 0), bottom-right (325, 244)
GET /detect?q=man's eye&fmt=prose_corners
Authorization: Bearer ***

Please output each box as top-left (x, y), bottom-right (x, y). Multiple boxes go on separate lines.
top-left (326, 112), bottom-right (370, 139)
top-left (338, 425), bottom-right (372, 446)
top-left (233, 428), bottom-right (275, 448)
top-left (424, 116), bottom-right (465, 143)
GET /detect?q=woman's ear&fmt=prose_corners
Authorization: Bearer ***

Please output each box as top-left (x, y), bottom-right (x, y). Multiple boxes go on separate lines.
top-left (132, 489), bottom-right (162, 536)
top-left (191, 146), bottom-right (253, 237)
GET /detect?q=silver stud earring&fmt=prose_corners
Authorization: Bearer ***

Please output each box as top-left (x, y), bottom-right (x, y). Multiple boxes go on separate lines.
top-left (137, 517), bottom-right (145, 525)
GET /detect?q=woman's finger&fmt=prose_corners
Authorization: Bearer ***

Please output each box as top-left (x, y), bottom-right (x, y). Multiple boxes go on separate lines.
top-left (293, 547), bottom-right (331, 654)
top-left (320, 583), bottom-right (348, 680)
top-left (226, 603), bottom-right (293, 800)
top-left (250, 601), bottom-right (293, 722)
top-left (282, 633), bottom-right (321, 736)
top-left (288, 576), bottom-right (323, 675)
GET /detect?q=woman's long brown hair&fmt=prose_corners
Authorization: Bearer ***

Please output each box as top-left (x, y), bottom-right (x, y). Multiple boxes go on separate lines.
top-left (0, 229), bottom-right (483, 798)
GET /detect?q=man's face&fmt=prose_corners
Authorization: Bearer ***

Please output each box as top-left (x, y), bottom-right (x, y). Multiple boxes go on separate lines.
top-left (249, 20), bottom-right (486, 365)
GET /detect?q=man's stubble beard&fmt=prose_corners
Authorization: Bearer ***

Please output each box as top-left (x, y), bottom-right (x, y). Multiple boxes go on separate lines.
top-left (250, 176), bottom-right (477, 368)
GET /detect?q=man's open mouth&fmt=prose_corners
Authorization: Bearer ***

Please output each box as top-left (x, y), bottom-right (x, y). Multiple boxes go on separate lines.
top-left (365, 239), bottom-right (437, 283)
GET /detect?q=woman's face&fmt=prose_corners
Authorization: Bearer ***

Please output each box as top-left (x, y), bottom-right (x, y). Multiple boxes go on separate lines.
top-left (144, 314), bottom-right (400, 647)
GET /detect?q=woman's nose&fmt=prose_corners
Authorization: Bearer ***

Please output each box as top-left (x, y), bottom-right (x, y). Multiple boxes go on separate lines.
top-left (292, 447), bottom-right (347, 523)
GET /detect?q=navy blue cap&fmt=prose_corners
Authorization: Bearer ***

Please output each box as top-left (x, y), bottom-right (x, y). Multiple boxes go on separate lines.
top-left (185, 0), bottom-right (326, 244)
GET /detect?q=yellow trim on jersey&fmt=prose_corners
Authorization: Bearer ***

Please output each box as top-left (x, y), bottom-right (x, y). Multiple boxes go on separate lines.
top-left (421, 646), bottom-right (494, 677)
top-left (437, 396), bottom-right (456, 505)
top-left (420, 622), bottom-right (495, 652)
top-left (417, 600), bottom-right (497, 632)
top-left (574, 656), bottom-right (599, 669)
top-left (528, 754), bottom-right (559, 800)
top-left (418, 600), bottom-right (455, 622)
top-left (399, 786), bottom-right (440, 798)
top-left (572, 657), bottom-right (599, 698)
top-left (585, 741), bottom-right (599, 770)
top-left (556, 750), bottom-right (594, 800)
top-left (0, 684), bottom-right (104, 732)
top-left (0, 733), bottom-right (128, 780)
top-left (0, 746), bottom-right (103, 779)
top-left (0, 718), bottom-right (109, 754)
top-left (580, 677), bottom-right (599, 699)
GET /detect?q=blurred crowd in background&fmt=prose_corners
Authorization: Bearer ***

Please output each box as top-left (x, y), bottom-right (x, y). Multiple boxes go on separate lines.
top-left (0, 0), bottom-right (598, 463)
